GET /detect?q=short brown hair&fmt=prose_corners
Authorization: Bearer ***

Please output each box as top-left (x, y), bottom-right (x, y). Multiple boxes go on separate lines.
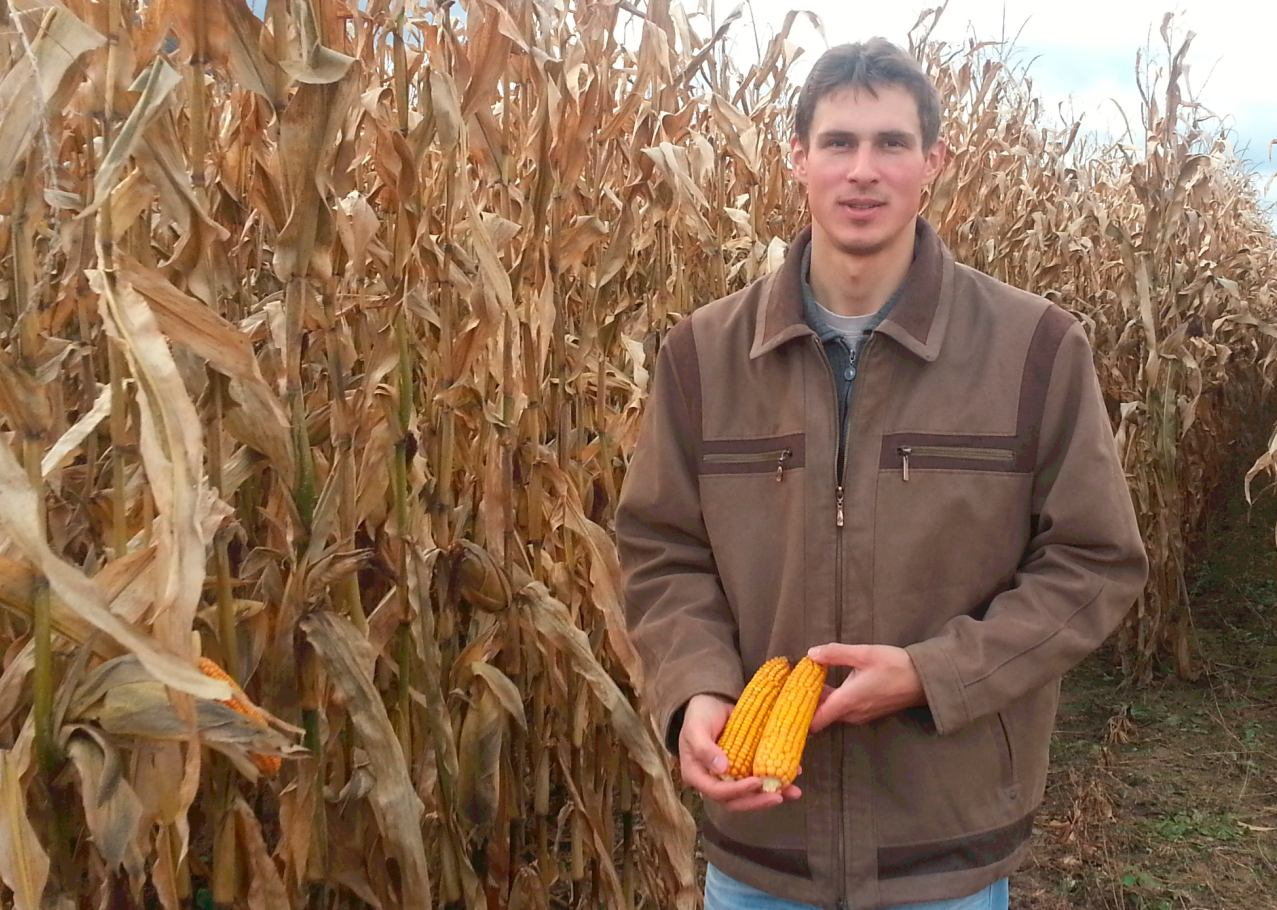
top-left (794, 40), bottom-right (942, 147)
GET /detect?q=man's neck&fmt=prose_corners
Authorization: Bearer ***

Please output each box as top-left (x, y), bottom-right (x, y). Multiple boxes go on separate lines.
top-left (807, 224), bottom-right (915, 318)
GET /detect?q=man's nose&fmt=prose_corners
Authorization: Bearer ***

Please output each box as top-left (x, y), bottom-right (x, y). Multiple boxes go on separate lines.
top-left (845, 146), bottom-right (878, 182)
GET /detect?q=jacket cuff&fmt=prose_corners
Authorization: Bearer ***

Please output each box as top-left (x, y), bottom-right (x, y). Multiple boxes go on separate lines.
top-left (904, 639), bottom-right (970, 736)
top-left (654, 671), bottom-right (744, 757)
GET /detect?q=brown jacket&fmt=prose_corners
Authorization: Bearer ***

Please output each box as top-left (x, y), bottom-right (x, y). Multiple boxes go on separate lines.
top-left (615, 218), bottom-right (1148, 909)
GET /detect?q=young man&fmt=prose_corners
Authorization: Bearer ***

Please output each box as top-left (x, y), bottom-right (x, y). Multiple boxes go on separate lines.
top-left (615, 38), bottom-right (1147, 910)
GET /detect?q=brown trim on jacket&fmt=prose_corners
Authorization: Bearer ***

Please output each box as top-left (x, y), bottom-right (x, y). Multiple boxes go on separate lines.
top-left (701, 432), bottom-right (807, 476)
top-left (703, 819), bottom-right (813, 879)
top-left (707, 811), bottom-right (1035, 883)
top-left (665, 318), bottom-right (704, 465)
top-left (1017, 304), bottom-right (1076, 457)
top-left (877, 812), bottom-right (1036, 880)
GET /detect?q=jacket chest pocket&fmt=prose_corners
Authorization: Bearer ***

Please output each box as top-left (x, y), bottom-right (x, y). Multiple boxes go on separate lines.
top-left (700, 433), bottom-right (806, 482)
top-left (879, 433), bottom-right (1028, 480)
top-left (872, 433), bottom-right (1034, 638)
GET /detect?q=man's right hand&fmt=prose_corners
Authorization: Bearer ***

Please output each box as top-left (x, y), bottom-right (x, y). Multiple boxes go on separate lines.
top-left (678, 693), bottom-right (803, 812)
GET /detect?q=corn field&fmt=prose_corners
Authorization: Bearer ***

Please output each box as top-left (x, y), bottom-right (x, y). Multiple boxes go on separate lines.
top-left (0, 0), bottom-right (1274, 908)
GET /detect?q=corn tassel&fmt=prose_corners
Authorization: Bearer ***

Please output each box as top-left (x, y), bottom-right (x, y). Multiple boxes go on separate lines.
top-left (753, 657), bottom-right (826, 793)
top-left (715, 657), bottom-right (791, 780)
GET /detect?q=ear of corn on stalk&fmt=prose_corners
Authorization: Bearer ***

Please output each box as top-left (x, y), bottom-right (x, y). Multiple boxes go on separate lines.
top-left (198, 657), bottom-right (283, 777)
top-left (715, 656), bottom-right (791, 780)
top-left (753, 656), bottom-right (827, 793)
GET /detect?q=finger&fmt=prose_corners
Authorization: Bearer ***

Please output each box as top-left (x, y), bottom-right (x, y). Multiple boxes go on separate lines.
top-left (722, 780), bottom-right (803, 810)
top-left (685, 766), bottom-right (767, 802)
top-left (808, 643), bottom-right (873, 668)
top-left (722, 791), bottom-right (785, 812)
top-left (816, 684), bottom-right (835, 706)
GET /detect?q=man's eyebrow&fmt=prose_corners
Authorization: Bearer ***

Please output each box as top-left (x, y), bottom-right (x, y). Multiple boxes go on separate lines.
top-left (817, 128), bottom-right (916, 144)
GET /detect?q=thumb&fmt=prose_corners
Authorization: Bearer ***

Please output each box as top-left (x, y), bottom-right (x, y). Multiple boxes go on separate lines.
top-left (808, 643), bottom-right (872, 668)
top-left (683, 714), bottom-right (729, 775)
top-left (808, 684), bottom-right (847, 734)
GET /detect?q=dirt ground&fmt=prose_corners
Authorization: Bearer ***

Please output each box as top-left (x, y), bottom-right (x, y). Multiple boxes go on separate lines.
top-left (1016, 472), bottom-right (1277, 909)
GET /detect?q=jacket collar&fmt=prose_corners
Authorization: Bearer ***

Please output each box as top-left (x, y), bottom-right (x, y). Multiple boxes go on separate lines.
top-left (749, 217), bottom-right (953, 362)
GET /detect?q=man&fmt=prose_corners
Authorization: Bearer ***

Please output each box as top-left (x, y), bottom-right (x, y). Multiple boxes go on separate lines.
top-left (615, 38), bottom-right (1147, 910)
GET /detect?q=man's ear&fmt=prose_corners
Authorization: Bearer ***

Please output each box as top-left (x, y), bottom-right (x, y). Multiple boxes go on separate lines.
top-left (790, 134), bottom-right (809, 185)
top-left (923, 138), bottom-right (948, 183)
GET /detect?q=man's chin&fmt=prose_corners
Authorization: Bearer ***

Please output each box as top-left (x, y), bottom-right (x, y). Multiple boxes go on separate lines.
top-left (828, 233), bottom-right (891, 258)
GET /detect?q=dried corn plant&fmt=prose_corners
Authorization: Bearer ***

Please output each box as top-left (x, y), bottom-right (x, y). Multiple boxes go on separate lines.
top-left (0, 1), bottom-right (1274, 909)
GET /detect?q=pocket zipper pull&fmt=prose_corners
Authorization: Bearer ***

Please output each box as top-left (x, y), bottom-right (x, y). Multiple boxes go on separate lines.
top-left (898, 446), bottom-right (912, 482)
top-left (775, 448), bottom-right (792, 482)
top-left (835, 485), bottom-right (845, 527)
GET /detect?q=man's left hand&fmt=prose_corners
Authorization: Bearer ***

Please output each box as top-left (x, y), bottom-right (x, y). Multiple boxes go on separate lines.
top-left (806, 644), bottom-right (927, 733)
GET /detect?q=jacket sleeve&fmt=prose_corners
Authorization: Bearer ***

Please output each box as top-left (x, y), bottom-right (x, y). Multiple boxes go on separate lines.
top-left (615, 318), bottom-right (744, 755)
top-left (905, 317), bottom-right (1149, 736)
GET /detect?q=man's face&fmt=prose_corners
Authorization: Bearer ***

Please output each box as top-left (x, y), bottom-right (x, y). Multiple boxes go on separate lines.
top-left (791, 83), bottom-right (946, 259)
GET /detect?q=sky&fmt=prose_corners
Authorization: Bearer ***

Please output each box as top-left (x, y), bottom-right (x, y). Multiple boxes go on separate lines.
top-left (740, 0), bottom-right (1277, 221)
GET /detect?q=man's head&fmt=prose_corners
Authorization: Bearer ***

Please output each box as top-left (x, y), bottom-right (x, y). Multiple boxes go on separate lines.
top-left (791, 40), bottom-right (946, 260)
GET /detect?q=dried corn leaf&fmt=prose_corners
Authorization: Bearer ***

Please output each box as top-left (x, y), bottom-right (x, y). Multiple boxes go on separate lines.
top-left (0, 748), bottom-right (47, 910)
top-left (300, 611), bottom-right (432, 910)
top-left (519, 578), bottom-right (697, 910)
top-left (233, 794), bottom-right (290, 909)
top-left (0, 442), bottom-right (226, 699)
top-left (0, 6), bottom-right (104, 186)
top-left (554, 745), bottom-right (628, 907)
top-left (273, 72), bottom-right (361, 282)
top-left (456, 684), bottom-right (505, 836)
top-left (82, 57), bottom-right (182, 219)
top-left (62, 725), bottom-right (145, 878)
top-left (114, 257), bottom-right (295, 482)
top-left (89, 267), bottom-right (210, 657)
top-left (41, 382), bottom-right (111, 479)
top-left (281, 0), bottom-right (356, 85)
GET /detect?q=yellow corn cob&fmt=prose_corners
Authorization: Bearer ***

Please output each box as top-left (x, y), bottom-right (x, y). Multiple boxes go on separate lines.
top-left (715, 657), bottom-right (791, 780)
top-left (198, 658), bottom-right (282, 777)
top-left (752, 656), bottom-right (827, 793)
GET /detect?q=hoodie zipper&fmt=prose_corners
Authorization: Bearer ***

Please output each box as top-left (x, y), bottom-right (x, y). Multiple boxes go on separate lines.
top-left (812, 332), bottom-right (871, 910)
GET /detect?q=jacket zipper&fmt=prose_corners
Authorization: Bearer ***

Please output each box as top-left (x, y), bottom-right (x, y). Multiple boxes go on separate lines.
top-left (813, 332), bottom-right (871, 910)
top-left (702, 447), bottom-right (793, 481)
top-left (897, 444), bottom-right (1014, 481)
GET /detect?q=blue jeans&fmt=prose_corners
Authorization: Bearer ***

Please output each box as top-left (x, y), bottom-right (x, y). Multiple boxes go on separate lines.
top-left (704, 864), bottom-right (1010, 909)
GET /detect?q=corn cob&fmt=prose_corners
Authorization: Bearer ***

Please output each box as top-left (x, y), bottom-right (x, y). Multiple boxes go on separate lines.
top-left (715, 657), bottom-right (791, 780)
top-left (753, 656), bottom-right (827, 793)
top-left (198, 657), bottom-right (282, 777)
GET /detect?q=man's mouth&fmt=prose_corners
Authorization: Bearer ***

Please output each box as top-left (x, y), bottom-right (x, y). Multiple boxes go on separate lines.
top-left (841, 200), bottom-right (885, 210)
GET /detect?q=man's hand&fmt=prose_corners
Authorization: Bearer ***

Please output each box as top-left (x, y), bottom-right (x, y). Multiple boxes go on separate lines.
top-left (678, 693), bottom-right (803, 811)
top-left (806, 644), bottom-right (927, 733)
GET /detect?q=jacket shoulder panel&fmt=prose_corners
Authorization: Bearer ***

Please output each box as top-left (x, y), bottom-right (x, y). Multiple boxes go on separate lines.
top-left (949, 262), bottom-right (1065, 321)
